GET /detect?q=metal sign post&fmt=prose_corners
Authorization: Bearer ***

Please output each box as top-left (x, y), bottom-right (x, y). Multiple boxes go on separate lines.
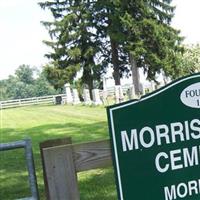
top-left (0, 139), bottom-right (39, 200)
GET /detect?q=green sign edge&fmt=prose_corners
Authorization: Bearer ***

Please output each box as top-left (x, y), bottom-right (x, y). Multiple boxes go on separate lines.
top-left (106, 73), bottom-right (200, 200)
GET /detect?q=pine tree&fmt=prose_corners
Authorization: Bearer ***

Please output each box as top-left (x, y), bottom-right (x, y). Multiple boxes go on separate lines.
top-left (39, 0), bottom-right (183, 89)
top-left (121, 0), bottom-right (183, 78)
top-left (39, 0), bottom-right (103, 97)
top-left (92, 0), bottom-right (130, 85)
top-left (96, 0), bottom-right (183, 86)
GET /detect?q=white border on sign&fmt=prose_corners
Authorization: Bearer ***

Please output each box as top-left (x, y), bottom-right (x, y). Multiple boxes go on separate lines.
top-left (109, 74), bottom-right (200, 200)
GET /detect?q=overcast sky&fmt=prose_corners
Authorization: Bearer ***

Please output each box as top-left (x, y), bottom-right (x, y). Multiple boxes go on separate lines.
top-left (0, 0), bottom-right (200, 80)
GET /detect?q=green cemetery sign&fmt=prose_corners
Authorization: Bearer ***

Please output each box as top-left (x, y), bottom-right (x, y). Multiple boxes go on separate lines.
top-left (107, 73), bottom-right (200, 200)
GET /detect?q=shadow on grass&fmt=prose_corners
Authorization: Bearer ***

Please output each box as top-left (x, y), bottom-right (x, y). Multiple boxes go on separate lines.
top-left (79, 167), bottom-right (117, 200)
top-left (0, 121), bottom-right (116, 200)
top-left (1, 120), bottom-right (108, 150)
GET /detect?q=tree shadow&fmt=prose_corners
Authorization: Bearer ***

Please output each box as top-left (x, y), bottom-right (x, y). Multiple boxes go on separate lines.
top-left (79, 167), bottom-right (117, 200)
top-left (0, 121), bottom-right (115, 200)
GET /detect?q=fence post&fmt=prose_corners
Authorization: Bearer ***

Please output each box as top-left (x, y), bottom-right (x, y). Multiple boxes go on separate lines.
top-left (40, 138), bottom-right (80, 200)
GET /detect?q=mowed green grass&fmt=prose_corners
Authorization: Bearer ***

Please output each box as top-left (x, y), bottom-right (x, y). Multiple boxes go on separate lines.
top-left (0, 104), bottom-right (117, 200)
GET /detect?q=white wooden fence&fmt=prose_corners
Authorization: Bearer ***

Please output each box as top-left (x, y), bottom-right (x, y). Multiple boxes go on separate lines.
top-left (0, 82), bottom-right (160, 109)
top-left (0, 94), bottom-right (66, 109)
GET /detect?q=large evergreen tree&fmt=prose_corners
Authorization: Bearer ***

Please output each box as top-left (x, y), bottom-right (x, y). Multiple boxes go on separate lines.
top-left (39, 0), bottom-right (103, 96)
top-left (94, 0), bottom-right (183, 85)
top-left (121, 0), bottom-right (183, 77)
top-left (39, 0), bottom-right (183, 89)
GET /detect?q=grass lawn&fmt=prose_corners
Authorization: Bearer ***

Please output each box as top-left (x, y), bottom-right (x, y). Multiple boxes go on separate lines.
top-left (0, 104), bottom-right (117, 200)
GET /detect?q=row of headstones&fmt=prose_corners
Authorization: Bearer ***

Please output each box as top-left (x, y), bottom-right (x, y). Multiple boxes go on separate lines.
top-left (63, 81), bottom-right (164, 105)
top-left (64, 84), bottom-right (102, 105)
top-left (114, 81), bottom-right (159, 104)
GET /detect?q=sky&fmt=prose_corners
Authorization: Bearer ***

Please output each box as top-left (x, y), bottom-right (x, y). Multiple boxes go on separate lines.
top-left (0, 0), bottom-right (200, 80)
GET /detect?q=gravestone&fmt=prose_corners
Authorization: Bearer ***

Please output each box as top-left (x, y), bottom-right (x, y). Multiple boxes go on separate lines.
top-left (72, 89), bottom-right (81, 104)
top-left (64, 83), bottom-right (73, 104)
top-left (107, 73), bottom-right (200, 200)
top-left (158, 80), bottom-right (165, 89)
top-left (55, 96), bottom-right (62, 104)
top-left (150, 81), bottom-right (156, 92)
top-left (92, 89), bottom-right (102, 105)
top-left (139, 82), bottom-right (145, 95)
top-left (101, 90), bottom-right (108, 105)
top-left (127, 85), bottom-right (136, 100)
top-left (115, 85), bottom-right (124, 104)
top-left (83, 89), bottom-right (92, 105)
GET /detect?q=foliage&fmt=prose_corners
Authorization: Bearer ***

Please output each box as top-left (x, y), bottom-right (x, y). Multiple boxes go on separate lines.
top-left (0, 80), bottom-right (9, 100)
top-left (0, 65), bottom-right (58, 100)
top-left (15, 64), bottom-right (35, 84)
top-left (34, 71), bottom-right (58, 96)
top-left (176, 44), bottom-right (200, 77)
top-left (39, 0), bottom-right (103, 93)
top-left (43, 62), bottom-right (77, 91)
top-left (0, 104), bottom-right (116, 200)
top-left (39, 0), bottom-right (183, 86)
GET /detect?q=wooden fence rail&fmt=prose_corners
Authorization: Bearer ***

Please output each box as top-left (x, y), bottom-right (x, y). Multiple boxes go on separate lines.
top-left (0, 94), bottom-right (66, 109)
top-left (0, 83), bottom-right (150, 109)
top-left (40, 138), bottom-right (112, 200)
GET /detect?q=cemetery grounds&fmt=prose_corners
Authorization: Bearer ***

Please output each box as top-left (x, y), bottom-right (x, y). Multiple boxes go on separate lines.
top-left (0, 104), bottom-right (117, 200)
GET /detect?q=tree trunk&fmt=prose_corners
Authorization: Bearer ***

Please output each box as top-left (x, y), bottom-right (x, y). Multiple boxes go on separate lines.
top-left (83, 68), bottom-right (94, 100)
top-left (87, 76), bottom-right (93, 100)
top-left (111, 39), bottom-right (121, 85)
top-left (130, 54), bottom-right (140, 95)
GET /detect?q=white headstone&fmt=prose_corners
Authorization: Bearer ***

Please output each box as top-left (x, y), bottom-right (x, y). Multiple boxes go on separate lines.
top-left (150, 81), bottom-right (156, 92)
top-left (100, 90), bottom-right (108, 105)
top-left (139, 83), bottom-right (145, 96)
top-left (64, 83), bottom-right (73, 104)
top-left (160, 80), bottom-right (165, 87)
top-left (72, 89), bottom-right (81, 104)
top-left (92, 89), bottom-right (102, 105)
top-left (83, 89), bottom-right (92, 105)
top-left (157, 80), bottom-right (165, 89)
top-left (103, 77), bottom-right (107, 91)
top-left (115, 85), bottom-right (124, 104)
top-left (128, 85), bottom-right (136, 100)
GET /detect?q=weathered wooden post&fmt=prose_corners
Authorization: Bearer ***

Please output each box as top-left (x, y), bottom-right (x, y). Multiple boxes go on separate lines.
top-left (40, 138), bottom-right (113, 200)
top-left (40, 138), bottom-right (80, 200)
